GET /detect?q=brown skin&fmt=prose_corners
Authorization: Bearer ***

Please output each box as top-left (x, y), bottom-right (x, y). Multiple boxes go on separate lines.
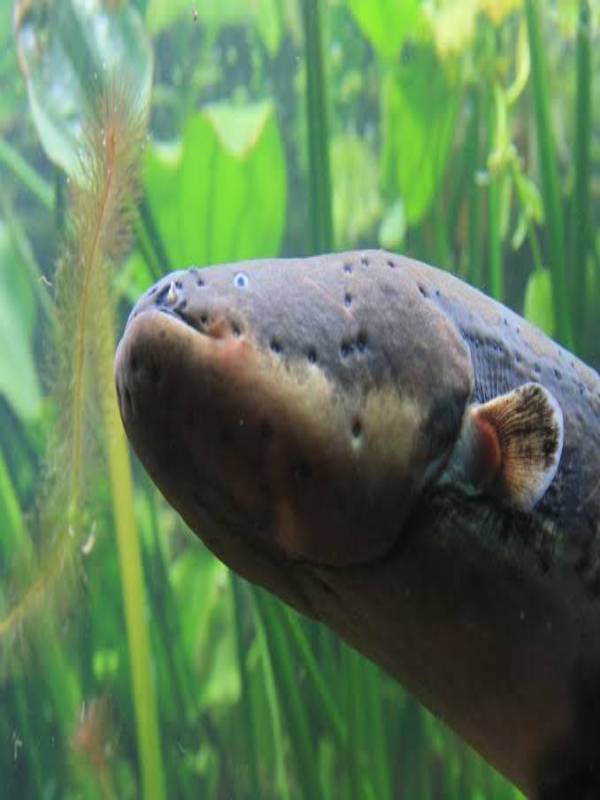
top-left (115, 251), bottom-right (600, 799)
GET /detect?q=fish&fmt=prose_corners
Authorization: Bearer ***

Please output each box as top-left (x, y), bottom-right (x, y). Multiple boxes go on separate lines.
top-left (114, 250), bottom-right (600, 800)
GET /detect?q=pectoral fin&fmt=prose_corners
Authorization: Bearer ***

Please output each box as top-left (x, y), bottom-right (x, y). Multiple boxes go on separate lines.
top-left (446, 382), bottom-right (564, 511)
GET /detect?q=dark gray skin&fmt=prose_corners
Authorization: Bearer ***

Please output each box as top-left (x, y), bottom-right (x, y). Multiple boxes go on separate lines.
top-left (114, 251), bottom-right (600, 799)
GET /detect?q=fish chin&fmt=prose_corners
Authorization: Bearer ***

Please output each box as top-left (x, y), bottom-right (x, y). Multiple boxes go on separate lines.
top-left (115, 302), bottom-right (443, 572)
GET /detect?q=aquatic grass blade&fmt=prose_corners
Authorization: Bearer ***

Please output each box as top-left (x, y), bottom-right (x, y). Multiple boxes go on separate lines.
top-left (524, 0), bottom-right (573, 347)
top-left (571, 0), bottom-right (591, 352)
top-left (301, 0), bottom-right (334, 254)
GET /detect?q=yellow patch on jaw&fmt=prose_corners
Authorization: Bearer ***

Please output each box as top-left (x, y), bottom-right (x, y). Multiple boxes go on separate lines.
top-left (120, 311), bottom-right (430, 565)
top-left (206, 339), bottom-right (428, 563)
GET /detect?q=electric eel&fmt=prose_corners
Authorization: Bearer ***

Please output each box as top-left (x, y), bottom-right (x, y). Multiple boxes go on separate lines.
top-left (114, 250), bottom-right (600, 799)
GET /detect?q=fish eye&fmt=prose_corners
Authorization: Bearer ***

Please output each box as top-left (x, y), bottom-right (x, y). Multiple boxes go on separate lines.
top-left (233, 272), bottom-right (249, 289)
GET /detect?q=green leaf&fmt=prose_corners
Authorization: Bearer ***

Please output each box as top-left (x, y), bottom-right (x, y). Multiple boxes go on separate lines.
top-left (0, 223), bottom-right (41, 421)
top-left (381, 48), bottom-right (459, 225)
top-left (381, 49), bottom-right (458, 224)
top-left (348, 0), bottom-right (423, 62)
top-left (144, 100), bottom-right (286, 266)
top-left (331, 133), bottom-right (381, 248)
top-left (524, 268), bottom-right (555, 336)
top-left (15, 0), bottom-right (153, 178)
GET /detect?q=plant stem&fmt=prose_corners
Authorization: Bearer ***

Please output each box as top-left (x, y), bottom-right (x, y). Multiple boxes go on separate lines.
top-left (467, 89), bottom-right (482, 288)
top-left (301, 0), bottom-right (333, 254)
top-left (98, 301), bottom-right (165, 800)
top-left (524, 0), bottom-right (573, 347)
top-left (487, 88), bottom-right (502, 300)
top-left (231, 575), bottom-right (261, 798)
top-left (571, 0), bottom-right (591, 352)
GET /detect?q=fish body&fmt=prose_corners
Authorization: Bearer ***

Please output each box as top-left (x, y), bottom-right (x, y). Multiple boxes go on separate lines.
top-left (115, 251), bottom-right (600, 799)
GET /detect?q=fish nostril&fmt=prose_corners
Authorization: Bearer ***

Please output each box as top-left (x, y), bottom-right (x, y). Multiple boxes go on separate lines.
top-left (344, 293), bottom-right (352, 308)
top-left (270, 339), bottom-right (282, 354)
top-left (352, 419), bottom-right (362, 439)
top-left (307, 347), bottom-right (317, 364)
top-left (155, 283), bottom-right (172, 304)
top-left (232, 322), bottom-right (242, 337)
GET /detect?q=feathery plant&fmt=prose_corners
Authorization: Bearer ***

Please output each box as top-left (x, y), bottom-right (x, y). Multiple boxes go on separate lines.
top-left (0, 82), bottom-right (165, 799)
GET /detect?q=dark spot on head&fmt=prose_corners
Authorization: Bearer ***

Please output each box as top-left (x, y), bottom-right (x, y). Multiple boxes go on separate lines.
top-left (357, 331), bottom-right (368, 353)
top-left (344, 293), bottom-right (352, 307)
top-left (516, 326), bottom-right (521, 335)
top-left (270, 339), bottom-right (282, 354)
top-left (197, 277), bottom-right (205, 287)
top-left (435, 288), bottom-right (440, 297)
top-left (307, 347), bottom-right (317, 364)
top-left (515, 352), bottom-right (522, 363)
top-left (352, 419), bottom-right (362, 438)
top-left (387, 259), bottom-right (395, 269)
top-left (503, 317), bottom-right (508, 326)
top-left (554, 369), bottom-right (562, 380)
top-left (175, 299), bottom-right (188, 313)
top-left (361, 255), bottom-right (369, 266)
top-left (418, 284), bottom-right (428, 298)
top-left (343, 262), bottom-right (352, 274)
top-left (534, 363), bottom-right (541, 373)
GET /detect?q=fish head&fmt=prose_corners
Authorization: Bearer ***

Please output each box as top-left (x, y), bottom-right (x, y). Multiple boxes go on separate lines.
top-left (114, 252), bottom-right (473, 588)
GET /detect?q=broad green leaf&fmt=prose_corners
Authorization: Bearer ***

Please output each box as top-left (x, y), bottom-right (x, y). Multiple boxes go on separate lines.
top-left (331, 134), bottom-right (381, 248)
top-left (381, 49), bottom-right (458, 225)
top-left (144, 100), bottom-right (286, 266)
top-left (348, 0), bottom-right (423, 62)
top-left (15, 0), bottom-right (153, 178)
top-left (524, 268), bottom-right (555, 336)
top-left (0, 223), bottom-right (41, 421)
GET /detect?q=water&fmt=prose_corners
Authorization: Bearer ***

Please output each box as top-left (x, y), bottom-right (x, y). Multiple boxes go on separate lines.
top-left (1, 1), bottom-right (596, 797)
